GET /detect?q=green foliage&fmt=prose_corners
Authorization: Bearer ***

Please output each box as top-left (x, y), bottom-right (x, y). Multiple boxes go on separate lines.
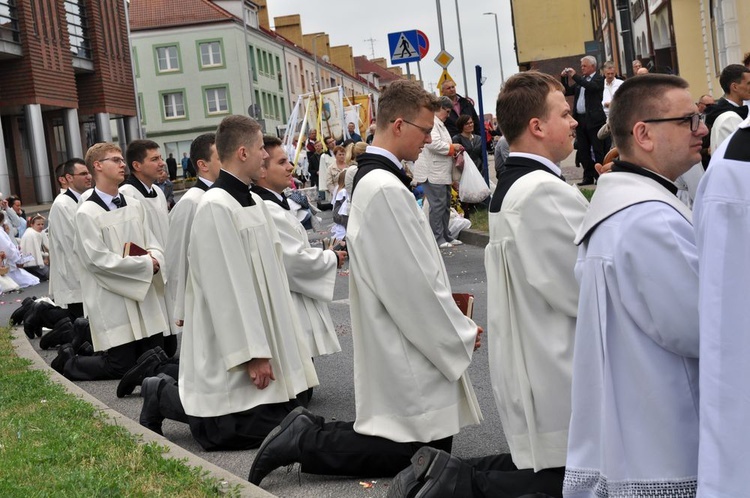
top-left (579, 188), bottom-right (596, 202)
top-left (0, 327), bottom-right (238, 497)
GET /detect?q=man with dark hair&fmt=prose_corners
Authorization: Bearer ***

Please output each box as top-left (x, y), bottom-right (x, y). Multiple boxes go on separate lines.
top-left (565, 74), bottom-right (704, 497)
top-left (51, 143), bottom-right (167, 381)
top-left (165, 153), bottom-right (178, 181)
top-left (138, 115), bottom-right (317, 449)
top-left (48, 158), bottom-right (91, 321)
top-left (390, 71), bottom-right (587, 498)
top-left (249, 80), bottom-right (483, 489)
top-left (562, 55), bottom-right (607, 185)
top-left (441, 79), bottom-right (480, 136)
top-left (251, 136), bottom-right (344, 361)
top-left (705, 64), bottom-right (750, 128)
top-left (116, 133), bottom-right (223, 399)
top-left (121, 139), bottom-right (174, 355)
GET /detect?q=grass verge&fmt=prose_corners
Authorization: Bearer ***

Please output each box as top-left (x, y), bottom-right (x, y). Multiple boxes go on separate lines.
top-left (0, 326), bottom-right (239, 497)
top-left (470, 208), bottom-right (489, 233)
top-left (580, 188), bottom-right (596, 202)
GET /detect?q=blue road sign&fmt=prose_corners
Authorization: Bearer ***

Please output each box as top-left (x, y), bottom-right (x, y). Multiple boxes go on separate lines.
top-left (388, 30), bottom-right (421, 64)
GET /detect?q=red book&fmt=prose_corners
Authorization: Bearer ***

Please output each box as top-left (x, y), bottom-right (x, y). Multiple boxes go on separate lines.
top-left (452, 293), bottom-right (474, 318)
top-left (123, 242), bottom-right (148, 257)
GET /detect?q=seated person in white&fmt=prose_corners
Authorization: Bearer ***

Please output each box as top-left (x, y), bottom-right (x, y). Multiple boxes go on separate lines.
top-left (0, 212), bottom-right (39, 289)
top-left (20, 214), bottom-right (50, 281)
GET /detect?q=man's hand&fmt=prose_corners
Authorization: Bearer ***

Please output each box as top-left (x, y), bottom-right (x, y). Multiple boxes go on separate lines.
top-left (175, 319), bottom-right (184, 327)
top-left (474, 326), bottom-right (484, 351)
top-left (454, 144), bottom-right (465, 154)
top-left (151, 256), bottom-right (160, 274)
top-left (334, 250), bottom-right (347, 268)
top-left (246, 358), bottom-right (275, 390)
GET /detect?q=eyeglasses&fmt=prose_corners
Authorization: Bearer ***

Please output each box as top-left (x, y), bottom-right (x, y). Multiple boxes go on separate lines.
top-left (642, 113), bottom-right (705, 132)
top-left (100, 157), bottom-right (126, 164)
top-left (395, 119), bottom-right (433, 137)
top-left (70, 171), bottom-right (91, 177)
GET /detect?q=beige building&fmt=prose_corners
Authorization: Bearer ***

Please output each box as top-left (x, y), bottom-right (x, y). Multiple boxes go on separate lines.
top-left (510, 0), bottom-right (596, 74)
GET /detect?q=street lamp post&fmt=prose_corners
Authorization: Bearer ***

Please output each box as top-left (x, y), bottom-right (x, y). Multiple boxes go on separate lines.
top-left (483, 12), bottom-right (505, 86)
top-left (311, 34), bottom-right (324, 91)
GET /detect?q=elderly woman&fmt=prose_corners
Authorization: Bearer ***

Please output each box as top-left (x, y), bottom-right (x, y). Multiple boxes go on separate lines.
top-left (412, 96), bottom-right (465, 248)
top-left (325, 145), bottom-right (347, 199)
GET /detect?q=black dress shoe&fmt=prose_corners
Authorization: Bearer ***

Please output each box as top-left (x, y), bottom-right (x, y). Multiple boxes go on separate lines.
top-left (577, 178), bottom-right (596, 186)
top-left (11, 296), bottom-right (36, 325)
top-left (51, 344), bottom-right (75, 374)
top-left (411, 447), bottom-right (466, 498)
top-left (117, 347), bottom-right (168, 398)
top-left (387, 465), bottom-right (423, 498)
top-left (139, 375), bottom-right (167, 436)
top-left (77, 341), bottom-right (94, 356)
top-left (39, 318), bottom-right (73, 350)
top-left (248, 406), bottom-right (318, 485)
top-left (71, 318), bottom-right (92, 352)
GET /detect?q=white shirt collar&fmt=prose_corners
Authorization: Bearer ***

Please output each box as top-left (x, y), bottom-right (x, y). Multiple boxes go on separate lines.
top-left (95, 188), bottom-right (120, 210)
top-left (508, 152), bottom-right (562, 176)
top-left (365, 145), bottom-right (403, 170)
top-left (198, 177), bottom-right (214, 188)
top-left (138, 177), bottom-right (154, 194)
top-left (259, 186), bottom-right (284, 202)
top-left (67, 188), bottom-right (82, 201)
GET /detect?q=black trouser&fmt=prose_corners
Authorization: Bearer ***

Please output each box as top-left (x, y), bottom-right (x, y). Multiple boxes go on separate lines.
top-left (575, 117), bottom-right (605, 181)
top-left (25, 265), bottom-right (49, 281)
top-left (156, 378), bottom-right (300, 451)
top-left (63, 334), bottom-right (164, 380)
top-left (297, 421), bottom-right (453, 477)
top-left (66, 302), bottom-right (84, 320)
top-left (462, 454), bottom-right (564, 498)
top-left (163, 334), bottom-right (178, 357)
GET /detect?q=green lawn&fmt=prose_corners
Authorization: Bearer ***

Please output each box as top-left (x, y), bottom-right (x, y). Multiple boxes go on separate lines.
top-left (0, 327), bottom-right (238, 497)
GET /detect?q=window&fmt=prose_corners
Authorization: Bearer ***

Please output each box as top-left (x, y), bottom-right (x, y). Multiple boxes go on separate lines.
top-left (273, 96), bottom-right (279, 119)
top-left (64, 0), bottom-right (91, 59)
top-left (205, 87), bottom-right (229, 115)
top-left (249, 45), bottom-right (257, 82)
top-left (138, 93), bottom-right (146, 124)
top-left (156, 45), bottom-right (180, 72)
top-left (199, 41), bottom-right (223, 68)
top-left (0, 0), bottom-right (20, 43)
top-left (280, 97), bottom-right (286, 120)
top-left (162, 91), bottom-right (186, 119)
top-left (254, 90), bottom-right (261, 117)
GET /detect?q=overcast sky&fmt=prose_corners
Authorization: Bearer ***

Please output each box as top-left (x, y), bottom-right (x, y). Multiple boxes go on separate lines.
top-left (265, 0), bottom-right (517, 118)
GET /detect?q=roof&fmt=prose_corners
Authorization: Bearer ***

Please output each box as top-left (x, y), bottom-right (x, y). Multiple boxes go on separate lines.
top-left (129, 0), bottom-right (234, 31)
top-left (353, 56), bottom-right (403, 84)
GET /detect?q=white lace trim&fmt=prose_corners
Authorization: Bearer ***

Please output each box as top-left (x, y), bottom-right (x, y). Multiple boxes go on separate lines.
top-left (563, 468), bottom-right (697, 498)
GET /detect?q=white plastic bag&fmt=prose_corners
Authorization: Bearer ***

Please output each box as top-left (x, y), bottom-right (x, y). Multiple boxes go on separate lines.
top-left (458, 152), bottom-right (490, 203)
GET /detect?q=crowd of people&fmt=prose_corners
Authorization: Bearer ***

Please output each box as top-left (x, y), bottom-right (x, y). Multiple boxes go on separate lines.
top-left (8, 48), bottom-right (750, 498)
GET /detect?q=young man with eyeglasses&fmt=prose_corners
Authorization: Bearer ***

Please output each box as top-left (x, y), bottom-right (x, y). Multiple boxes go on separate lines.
top-left (564, 74), bottom-right (706, 497)
top-left (249, 80), bottom-right (482, 489)
top-left (51, 143), bottom-right (168, 382)
top-left (47, 158), bottom-right (91, 320)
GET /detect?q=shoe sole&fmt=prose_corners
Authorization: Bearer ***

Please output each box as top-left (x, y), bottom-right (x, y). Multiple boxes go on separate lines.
top-left (248, 406), bottom-right (309, 485)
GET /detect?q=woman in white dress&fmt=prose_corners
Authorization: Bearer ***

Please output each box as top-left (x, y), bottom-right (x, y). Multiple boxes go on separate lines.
top-left (0, 212), bottom-right (39, 289)
top-left (19, 214), bottom-right (49, 281)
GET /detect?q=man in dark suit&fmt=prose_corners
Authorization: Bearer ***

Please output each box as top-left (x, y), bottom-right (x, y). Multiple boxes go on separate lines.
top-left (165, 153), bottom-right (178, 181)
top-left (704, 64), bottom-right (749, 129)
top-left (562, 56), bottom-right (606, 185)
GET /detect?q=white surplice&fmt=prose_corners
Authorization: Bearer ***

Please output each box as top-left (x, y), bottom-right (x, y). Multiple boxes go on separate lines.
top-left (164, 185), bottom-right (206, 335)
top-left (261, 199), bottom-right (341, 356)
top-left (19, 228), bottom-right (48, 267)
top-left (485, 166), bottom-right (588, 471)
top-left (347, 156), bottom-right (481, 443)
top-left (179, 189), bottom-right (318, 418)
top-left (48, 191), bottom-right (82, 306)
top-left (120, 182), bottom-right (172, 334)
top-left (564, 171), bottom-right (699, 498)
top-left (74, 195), bottom-right (168, 351)
top-left (694, 119), bottom-right (750, 498)
top-left (0, 228), bottom-right (39, 289)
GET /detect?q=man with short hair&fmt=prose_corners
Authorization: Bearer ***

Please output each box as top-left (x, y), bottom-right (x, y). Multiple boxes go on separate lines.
top-left (52, 143), bottom-right (168, 381)
top-left (601, 61), bottom-right (624, 118)
top-left (564, 74), bottom-right (704, 497)
top-left (346, 122), bottom-right (362, 142)
top-left (180, 152), bottom-right (190, 178)
top-left (142, 115), bottom-right (317, 449)
top-left (705, 64), bottom-right (750, 129)
top-left (251, 136), bottom-right (344, 361)
top-left (249, 80), bottom-right (482, 487)
top-left (562, 55), bottom-right (607, 185)
top-left (442, 79), bottom-right (481, 136)
top-left (48, 158), bottom-right (91, 320)
top-left (697, 94), bottom-right (715, 114)
top-left (165, 153), bottom-right (178, 181)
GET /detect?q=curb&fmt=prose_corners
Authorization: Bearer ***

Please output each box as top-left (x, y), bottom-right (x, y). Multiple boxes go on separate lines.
top-left (457, 228), bottom-right (489, 248)
top-left (11, 330), bottom-right (276, 498)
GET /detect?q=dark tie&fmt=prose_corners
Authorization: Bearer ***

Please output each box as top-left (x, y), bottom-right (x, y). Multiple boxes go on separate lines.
top-left (112, 195), bottom-right (123, 209)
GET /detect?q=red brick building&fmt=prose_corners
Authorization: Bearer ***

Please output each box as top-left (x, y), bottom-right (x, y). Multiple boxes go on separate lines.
top-left (0, 0), bottom-right (138, 204)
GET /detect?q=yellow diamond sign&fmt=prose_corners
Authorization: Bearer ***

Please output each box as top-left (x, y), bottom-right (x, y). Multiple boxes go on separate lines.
top-left (434, 50), bottom-right (454, 69)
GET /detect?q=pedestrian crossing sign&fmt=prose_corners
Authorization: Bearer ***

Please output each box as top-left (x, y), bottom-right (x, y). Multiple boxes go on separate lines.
top-left (388, 30), bottom-right (421, 64)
